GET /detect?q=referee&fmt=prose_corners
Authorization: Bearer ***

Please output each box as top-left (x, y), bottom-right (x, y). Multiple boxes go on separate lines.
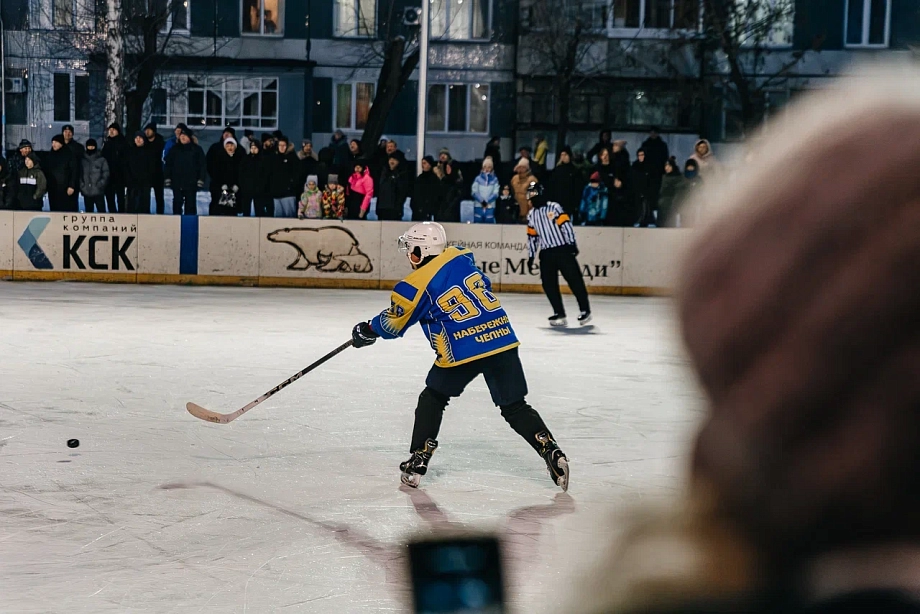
top-left (525, 181), bottom-right (592, 326)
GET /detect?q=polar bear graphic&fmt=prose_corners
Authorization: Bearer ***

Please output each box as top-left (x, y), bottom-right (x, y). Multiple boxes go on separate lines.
top-left (267, 226), bottom-right (374, 273)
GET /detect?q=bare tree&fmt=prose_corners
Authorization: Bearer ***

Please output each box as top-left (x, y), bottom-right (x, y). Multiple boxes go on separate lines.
top-left (518, 0), bottom-right (610, 155)
top-left (105, 0), bottom-right (124, 126)
top-left (687, 0), bottom-right (823, 137)
top-left (342, 0), bottom-right (420, 154)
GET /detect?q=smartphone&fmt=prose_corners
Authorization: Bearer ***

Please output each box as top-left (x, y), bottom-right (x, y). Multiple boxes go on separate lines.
top-left (408, 536), bottom-right (506, 614)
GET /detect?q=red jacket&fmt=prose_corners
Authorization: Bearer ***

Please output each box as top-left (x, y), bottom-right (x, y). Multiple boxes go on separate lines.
top-left (348, 168), bottom-right (374, 214)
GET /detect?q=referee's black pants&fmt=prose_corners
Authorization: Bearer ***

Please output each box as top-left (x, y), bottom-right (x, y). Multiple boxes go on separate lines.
top-left (539, 245), bottom-right (590, 316)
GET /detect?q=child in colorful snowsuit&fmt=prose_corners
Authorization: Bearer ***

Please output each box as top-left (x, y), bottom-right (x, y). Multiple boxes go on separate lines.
top-left (322, 174), bottom-right (346, 220)
top-left (299, 175), bottom-right (322, 219)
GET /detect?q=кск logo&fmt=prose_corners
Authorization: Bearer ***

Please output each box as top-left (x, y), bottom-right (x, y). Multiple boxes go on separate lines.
top-left (267, 226), bottom-right (373, 273)
top-left (17, 217), bottom-right (53, 270)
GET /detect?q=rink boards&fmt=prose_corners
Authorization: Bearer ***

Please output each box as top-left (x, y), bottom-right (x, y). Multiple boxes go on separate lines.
top-left (0, 212), bottom-right (692, 295)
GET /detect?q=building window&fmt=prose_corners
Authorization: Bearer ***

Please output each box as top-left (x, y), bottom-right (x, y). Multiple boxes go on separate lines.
top-left (52, 72), bottom-right (89, 123)
top-left (845, 0), bottom-right (890, 47)
top-left (243, 0), bottom-right (283, 35)
top-left (335, 0), bottom-right (375, 37)
top-left (158, 0), bottom-right (189, 32)
top-left (335, 82), bottom-right (375, 131)
top-left (430, 0), bottom-right (490, 40)
top-left (53, 0), bottom-right (74, 28)
top-left (427, 83), bottom-right (489, 133)
top-left (612, 0), bottom-right (700, 29)
top-left (163, 77), bottom-right (279, 128)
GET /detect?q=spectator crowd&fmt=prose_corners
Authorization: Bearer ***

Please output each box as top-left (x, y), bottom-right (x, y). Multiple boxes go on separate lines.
top-left (0, 123), bottom-right (716, 227)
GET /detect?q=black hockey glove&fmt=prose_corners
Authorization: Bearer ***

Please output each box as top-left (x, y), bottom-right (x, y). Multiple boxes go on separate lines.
top-left (352, 322), bottom-right (379, 348)
top-left (567, 244), bottom-right (579, 257)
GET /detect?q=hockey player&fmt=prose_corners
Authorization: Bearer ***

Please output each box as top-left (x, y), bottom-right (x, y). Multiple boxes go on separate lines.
top-left (350, 222), bottom-right (569, 491)
top-left (525, 181), bottom-right (592, 327)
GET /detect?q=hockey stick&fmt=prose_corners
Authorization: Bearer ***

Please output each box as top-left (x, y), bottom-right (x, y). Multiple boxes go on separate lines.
top-left (186, 339), bottom-right (354, 424)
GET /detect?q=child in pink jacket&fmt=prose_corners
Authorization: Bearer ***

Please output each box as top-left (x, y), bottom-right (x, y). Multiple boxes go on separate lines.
top-left (346, 161), bottom-right (374, 219)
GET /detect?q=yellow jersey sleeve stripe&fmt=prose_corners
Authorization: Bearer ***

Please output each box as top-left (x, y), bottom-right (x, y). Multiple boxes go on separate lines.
top-left (555, 213), bottom-right (570, 226)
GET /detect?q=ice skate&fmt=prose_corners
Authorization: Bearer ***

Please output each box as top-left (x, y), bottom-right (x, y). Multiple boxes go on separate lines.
top-left (536, 431), bottom-right (569, 492)
top-left (400, 439), bottom-right (438, 488)
top-left (578, 311), bottom-right (592, 326)
top-left (548, 314), bottom-right (567, 327)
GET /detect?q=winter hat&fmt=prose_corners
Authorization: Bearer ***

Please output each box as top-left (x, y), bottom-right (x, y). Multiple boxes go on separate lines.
top-left (18, 139), bottom-right (32, 150)
top-left (249, 139), bottom-right (261, 151)
top-left (271, 129), bottom-right (283, 139)
top-left (223, 137), bottom-right (237, 147)
top-left (108, 122), bottom-right (122, 133)
top-left (180, 127), bottom-right (194, 138)
top-left (561, 145), bottom-right (573, 158)
top-left (132, 131), bottom-right (145, 140)
top-left (306, 174), bottom-right (318, 186)
top-left (175, 122), bottom-right (188, 131)
top-left (222, 126), bottom-right (236, 137)
top-left (302, 139), bottom-right (312, 147)
top-left (438, 147), bottom-right (451, 157)
top-left (62, 124), bottom-right (74, 133)
top-left (51, 134), bottom-right (65, 145)
top-left (86, 138), bottom-right (98, 149)
top-left (261, 132), bottom-right (273, 144)
top-left (589, 171), bottom-right (601, 182)
top-left (514, 157), bottom-right (531, 171)
top-left (327, 174), bottom-right (339, 185)
top-left (422, 155), bottom-right (436, 167)
top-left (388, 151), bottom-right (403, 162)
top-left (482, 156), bottom-right (494, 169)
top-left (144, 122), bottom-right (157, 132)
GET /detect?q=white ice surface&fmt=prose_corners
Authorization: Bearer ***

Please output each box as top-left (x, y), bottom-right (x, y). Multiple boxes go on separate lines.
top-left (0, 282), bottom-right (705, 613)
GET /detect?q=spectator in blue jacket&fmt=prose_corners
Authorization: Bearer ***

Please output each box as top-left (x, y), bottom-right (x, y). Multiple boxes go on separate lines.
top-left (471, 156), bottom-right (500, 223)
top-left (580, 171), bottom-right (609, 226)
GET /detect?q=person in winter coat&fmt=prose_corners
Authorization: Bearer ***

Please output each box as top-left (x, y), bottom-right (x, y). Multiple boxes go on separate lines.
top-left (484, 136), bottom-right (502, 169)
top-left (17, 154), bottom-right (47, 211)
top-left (143, 123), bottom-right (166, 214)
top-left (297, 139), bottom-right (321, 191)
top-left (321, 174), bottom-right (346, 220)
top-left (656, 158), bottom-right (687, 227)
top-left (208, 137), bottom-right (241, 216)
top-left (593, 147), bottom-right (617, 193)
top-left (375, 153), bottom-right (408, 221)
top-left (206, 127), bottom-right (236, 173)
top-left (164, 128), bottom-right (206, 215)
top-left (162, 123), bottom-right (187, 165)
top-left (80, 139), bottom-right (110, 213)
top-left (547, 146), bottom-right (584, 219)
top-left (435, 149), bottom-right (463, 222)
top-left (0, 156), bottom-right (15, 209)
top-left (631, 148), bottom-right (659, 227)
top-left (44, 135), bottom-right (79, 212)
top-left (345, 160), bottom-right (374, 220)
top-left (510, 157), bottom-right (537, 222)
top-left (688, 138), bottom-right (717, 174)
top-left (586, 129), bottom-right (613, 164)
top-left (471, 156), bottom-right (500, 223)
top-left (496, 184), bottom-right (517, 224)
top-left (579, 171), bottom-right (609, 226)
top-left (102, 123), bottom-right (128, 214)
top-left (298, 175), bottom-right (322, 219)
top-left (239, 140), bottom-right (271, 217)
top-left (534, 134), bottom-right (549, 167)
top-left (124, 132), bottom-right (158, 214)
top-left (268, 137), bottom-right (301, 217)
top-left (640, 126), bottom-right (669, 204)
top-left (412, 156), bottom-right (442, 221)
top-left (10, 139), bottom-right (33, 176)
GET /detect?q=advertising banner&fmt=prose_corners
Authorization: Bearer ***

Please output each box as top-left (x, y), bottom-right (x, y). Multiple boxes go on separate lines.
top-left (136, 215), bottom-right (180, 278)
top-left (198, 217), bottom-right (261, 279)
top-left (258, 218), bottom-right (381, 286)
top-left (12, 213), bottom-right (138, 281)
top-left (0, 211), bottom-right (13, 276)
top-left (621, 228), bottom-right (693, 292)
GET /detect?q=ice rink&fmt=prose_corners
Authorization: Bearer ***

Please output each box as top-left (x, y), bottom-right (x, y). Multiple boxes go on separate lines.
top-left (0, 282), bottom-right (704, 613)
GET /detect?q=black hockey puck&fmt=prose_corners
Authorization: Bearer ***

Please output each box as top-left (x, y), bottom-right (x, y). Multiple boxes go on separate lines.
top-left (67, 439), bottom-right (80, 449)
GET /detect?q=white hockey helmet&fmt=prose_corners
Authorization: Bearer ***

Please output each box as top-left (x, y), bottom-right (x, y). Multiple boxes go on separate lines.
top-left (398, 222), bottom-right (447, 265)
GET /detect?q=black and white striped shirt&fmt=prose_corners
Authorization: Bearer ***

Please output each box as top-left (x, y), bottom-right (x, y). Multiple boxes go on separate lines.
top-left (527, 201), bottom-right (577, 258)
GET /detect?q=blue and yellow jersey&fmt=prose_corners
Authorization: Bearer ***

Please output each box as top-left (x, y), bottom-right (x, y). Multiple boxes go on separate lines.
top-left (370, 247), bottom-right (519, 368)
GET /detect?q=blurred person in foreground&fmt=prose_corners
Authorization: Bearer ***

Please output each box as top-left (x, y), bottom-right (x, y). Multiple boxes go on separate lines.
top-left (567, 66), bottom-right (920, 614)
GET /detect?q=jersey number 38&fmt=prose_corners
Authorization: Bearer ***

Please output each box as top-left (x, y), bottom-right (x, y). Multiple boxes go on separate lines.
top-left (436, 272), bottom-right (501, 323)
